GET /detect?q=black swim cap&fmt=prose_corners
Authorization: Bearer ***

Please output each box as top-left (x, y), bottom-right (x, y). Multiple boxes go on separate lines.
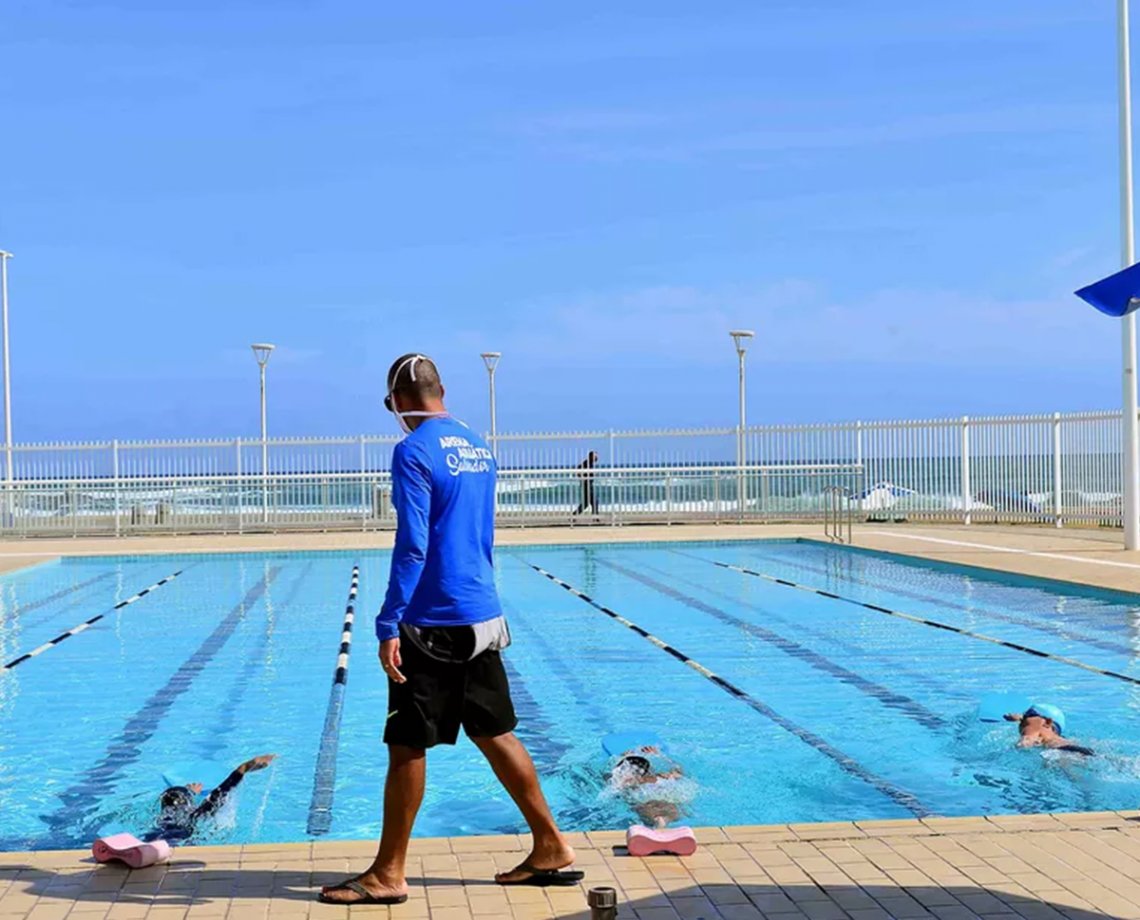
top-left (160, 786), bottom-right (194, 811)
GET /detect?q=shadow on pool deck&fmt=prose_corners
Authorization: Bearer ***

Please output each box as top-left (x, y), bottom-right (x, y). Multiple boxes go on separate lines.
top-left (7, 815), bottom-right (1140, 918)
top-left (2, 865), bottom-right (1129, 919)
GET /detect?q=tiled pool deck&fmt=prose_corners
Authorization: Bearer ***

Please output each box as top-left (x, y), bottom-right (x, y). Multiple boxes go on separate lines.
top-left (6, 814), bottom-right (1140, 919)
top-left (3, 524), bottom-right (1140, 918)
top-left (0, 523), bottom-right (1136, 591)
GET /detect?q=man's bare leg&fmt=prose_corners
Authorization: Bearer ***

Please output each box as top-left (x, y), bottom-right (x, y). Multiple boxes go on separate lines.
top-left (320, 744), bottom-right (425, 903)
top-left (471, 732), bottom-right (576, 883)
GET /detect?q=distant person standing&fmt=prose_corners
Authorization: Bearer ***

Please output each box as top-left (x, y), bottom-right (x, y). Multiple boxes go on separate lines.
top-left (320, 354), bottom-right (582, 907)
top-left (573, 450), bottom-right (600, 517)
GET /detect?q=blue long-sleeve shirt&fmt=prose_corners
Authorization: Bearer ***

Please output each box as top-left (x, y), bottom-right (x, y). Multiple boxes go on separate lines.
top-left (376, 416), bottom-right (502, 641)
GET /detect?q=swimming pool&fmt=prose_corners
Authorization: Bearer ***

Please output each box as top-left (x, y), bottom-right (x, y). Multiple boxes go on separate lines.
top-left (2, 538), bottom-right (1140, 852)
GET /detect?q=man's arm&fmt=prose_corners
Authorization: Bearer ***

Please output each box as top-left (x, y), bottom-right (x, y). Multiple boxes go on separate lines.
top-left (375, 444), bottom-right (432, 643)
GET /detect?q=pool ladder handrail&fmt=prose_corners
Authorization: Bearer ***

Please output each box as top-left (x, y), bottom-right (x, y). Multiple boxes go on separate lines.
top-left (823, 484), bottom-right (853, 544)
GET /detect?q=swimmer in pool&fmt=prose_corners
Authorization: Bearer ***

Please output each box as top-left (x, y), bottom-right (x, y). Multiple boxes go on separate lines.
top-left (147, 754), bottom-right (276, 842)
top-left (610, 748), bottom-right (687, 829)
top-left (1003, 710), bottom-right (1094, 757)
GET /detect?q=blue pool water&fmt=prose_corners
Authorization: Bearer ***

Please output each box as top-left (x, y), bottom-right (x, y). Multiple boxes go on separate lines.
top-left (2, 538), bottom-right (1140, 852)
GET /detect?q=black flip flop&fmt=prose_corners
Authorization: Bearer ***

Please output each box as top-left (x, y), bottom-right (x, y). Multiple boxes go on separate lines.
top-left (496, 861), bottom-right (585, 887)
top-left (317, 878), bottom-right (409, 905)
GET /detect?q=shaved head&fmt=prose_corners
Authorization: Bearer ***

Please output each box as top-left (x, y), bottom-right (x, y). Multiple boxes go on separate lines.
top-left (387, 353), bottom-right (443, 408)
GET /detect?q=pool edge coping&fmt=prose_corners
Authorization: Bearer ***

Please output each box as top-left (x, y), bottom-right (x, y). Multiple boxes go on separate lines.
top-left (2, 811), bottom-right (1138, 861)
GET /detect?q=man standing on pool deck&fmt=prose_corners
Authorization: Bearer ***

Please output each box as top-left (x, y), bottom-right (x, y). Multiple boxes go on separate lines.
top-left (320, 354), bottom-right (582, 907)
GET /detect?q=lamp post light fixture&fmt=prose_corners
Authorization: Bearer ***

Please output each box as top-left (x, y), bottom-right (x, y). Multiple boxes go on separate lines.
top-left (251, 343), bottom-right (275, 524)
top-left (481, 352), bottom-right (501, 456)
top-left (730, 330), bottom-right (755, 518)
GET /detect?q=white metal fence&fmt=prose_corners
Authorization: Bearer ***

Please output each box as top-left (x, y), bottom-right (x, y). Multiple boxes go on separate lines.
top-left (0, 465), bottom-right (864, 536)
top-left (0, 409), bottom-right (1129, 535)
top-left (4, 436), bottom-right (402, 481)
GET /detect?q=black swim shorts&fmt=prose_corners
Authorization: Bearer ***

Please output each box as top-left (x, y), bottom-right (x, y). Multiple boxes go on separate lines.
top-left (383, 623), bottom-right (518, 749)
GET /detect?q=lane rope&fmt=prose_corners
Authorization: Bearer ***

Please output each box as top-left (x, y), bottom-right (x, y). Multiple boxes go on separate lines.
top-left (714, 560), bottom-right (1140, 688)
top-left (307, 564), bottom-right (360, 836)
top-left (2, 570), bottom-right (185, 670)
top-left (597, 556), bottom-right (944, 731)
top-left (660, 551), bottom-right (961, 699)
top-left (524, 560), bottom-right (928, 817)
top-left (710, 546), bottom-right (1137, 658)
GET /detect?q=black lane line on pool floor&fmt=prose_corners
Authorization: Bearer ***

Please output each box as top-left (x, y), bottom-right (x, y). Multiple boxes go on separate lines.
top-left (43, 568), bottom-right (281, 843)
top-left (501, 655), bottom-right (574, 778)
top-left (11, 570), bottom-right (118, 630)
top-left (596, 558), bottom-right (944, 731)
top-left (656, 554), bottom-right (962, 701)
top-left (500, 653), bottom-right (600, 829)
top-left (725, 546), bottom-right (1139, 659)
top-left (307, 564), bottom-right (359, 836)
top-left (524, 561), bottom-right (929, 818)
top-left (716, 561), bottom-right (1140, 689)
top-left (500, 595), bottom-right (612, 733)
top-left (195, 561), bottom-right (316, 764)
top-left (3, 570), bottom-right (185, 670)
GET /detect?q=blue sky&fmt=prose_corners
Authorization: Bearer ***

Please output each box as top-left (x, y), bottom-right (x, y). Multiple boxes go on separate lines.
top-left (0, 1), bottom-right (1133, 439)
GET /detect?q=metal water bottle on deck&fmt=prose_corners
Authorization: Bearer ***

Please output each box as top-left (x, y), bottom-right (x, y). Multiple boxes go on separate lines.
top-left (587, 886), bottom-right (618, 919)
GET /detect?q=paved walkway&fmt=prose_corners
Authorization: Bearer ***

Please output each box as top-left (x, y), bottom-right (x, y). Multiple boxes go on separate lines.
top-left (0, 524), bottom-right (1137, 592)
top-left (5, 815), bottom-right (1140, 919)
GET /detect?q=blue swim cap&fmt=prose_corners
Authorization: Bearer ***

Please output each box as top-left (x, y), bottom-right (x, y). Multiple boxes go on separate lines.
top-left (1026, 703), bottom-right (1066, 736)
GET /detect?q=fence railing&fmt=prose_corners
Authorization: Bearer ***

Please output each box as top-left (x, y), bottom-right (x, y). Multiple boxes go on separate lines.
top-left (0, 465), bottom-right (865, 536)
top-left (0, 408), bottom-right (1130, 534)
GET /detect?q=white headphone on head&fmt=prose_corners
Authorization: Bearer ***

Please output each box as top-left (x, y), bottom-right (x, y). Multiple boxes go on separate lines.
top-left (385, 354), bottom-right (446, 434)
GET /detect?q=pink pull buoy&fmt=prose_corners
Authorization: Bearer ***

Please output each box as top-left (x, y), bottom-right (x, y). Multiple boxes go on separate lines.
top-left (626, 824), bottom-right (698, 857)
top-left (92, 833), bottom-right (172, 869)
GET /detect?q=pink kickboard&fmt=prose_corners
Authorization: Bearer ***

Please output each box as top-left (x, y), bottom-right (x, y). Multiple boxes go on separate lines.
top-left (626, 824), bottom-right (698, 857)
top-left (92, 834), bottom-right (172, 869)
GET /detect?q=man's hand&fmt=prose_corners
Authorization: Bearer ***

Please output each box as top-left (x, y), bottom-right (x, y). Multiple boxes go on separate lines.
top-left (380, 637), bottom-right (406, 683)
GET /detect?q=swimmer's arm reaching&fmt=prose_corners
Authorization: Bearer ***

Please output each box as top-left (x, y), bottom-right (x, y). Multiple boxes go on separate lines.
top-left (191, 754), bottom-right (276, 820)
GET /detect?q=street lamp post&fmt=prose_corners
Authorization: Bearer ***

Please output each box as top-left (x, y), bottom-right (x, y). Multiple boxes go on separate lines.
top-left (481, 352), bottom-right (501, 455)
top-left (1120, 0), bottom-right (1140, 550)
top-left (251, 343), bottom-right (275, 524)
top-left (0, 251), bottom-right (13, 505)
top-left (730, 330), bottom-right (755, 518)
